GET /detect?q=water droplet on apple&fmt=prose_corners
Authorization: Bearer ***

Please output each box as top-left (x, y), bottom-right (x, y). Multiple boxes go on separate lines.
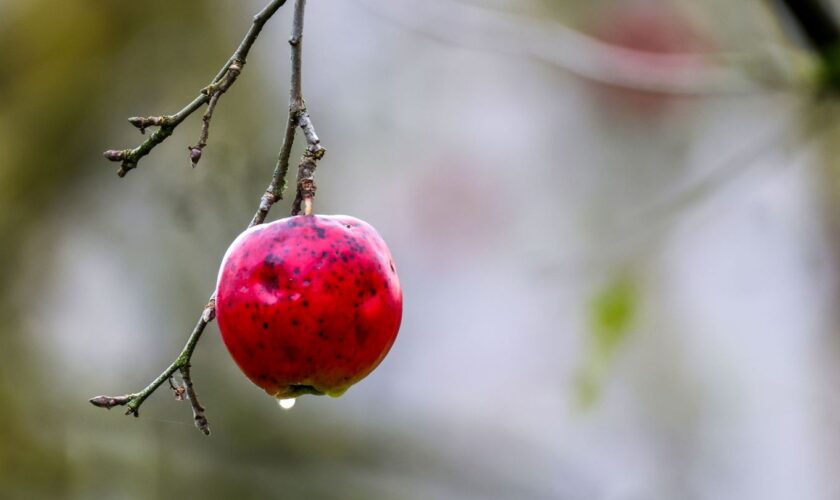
top-left (277, 398), bottom-right (296, 410)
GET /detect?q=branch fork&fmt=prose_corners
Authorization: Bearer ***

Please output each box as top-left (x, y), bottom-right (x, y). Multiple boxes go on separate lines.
top-left (102, 0), bottom-right (289, 177)
top-left (92, 0), bottom-right (326, 435)
top-left (189, 61), bottom-right (245, 166)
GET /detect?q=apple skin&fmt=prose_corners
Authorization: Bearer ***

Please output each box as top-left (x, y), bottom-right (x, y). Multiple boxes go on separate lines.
top-left (215, 215), bottom-right (402, 399)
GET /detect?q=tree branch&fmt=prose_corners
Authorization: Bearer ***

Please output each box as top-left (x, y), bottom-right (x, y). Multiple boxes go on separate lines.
top-left (103, 0), bottom-right (289, 177)
top-left (90, 300), bottom-right (216, 432)
top-left (188, 61), bottom-right (242, 166)
top-left (91, 0), bottom-right (326, 435)
top-left (179, 363), bottom-right (209, 435)
top-left (256, 0), bottom-right (326, 223)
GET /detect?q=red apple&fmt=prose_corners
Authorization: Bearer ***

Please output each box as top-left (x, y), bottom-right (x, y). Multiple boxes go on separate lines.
top-left (215, 215), bottom-right (402, 399)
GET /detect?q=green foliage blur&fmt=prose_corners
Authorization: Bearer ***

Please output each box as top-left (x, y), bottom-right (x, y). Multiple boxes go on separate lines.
top-left (577, 273), bottom-right (638, 407)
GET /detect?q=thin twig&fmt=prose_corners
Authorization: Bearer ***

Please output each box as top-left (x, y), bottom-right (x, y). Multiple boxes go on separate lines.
top-left (288, 0), bottom-right (326, 216)
top-left (256, 0), bottom-right (326, 223)
top-left (189, 61), bottom-right (243, 166)
top-left (103, 0), bottom-right (288, 177)
top-left (168, 375), bottom-right (186, 400)
top-left (90, 299), bottom-right (216, 422)
top-left (179, 363), bottom-right (210, 435)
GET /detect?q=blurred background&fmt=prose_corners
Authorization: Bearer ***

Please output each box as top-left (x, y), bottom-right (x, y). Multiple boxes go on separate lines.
top-left (2, 0), bottom-right (840, 498)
